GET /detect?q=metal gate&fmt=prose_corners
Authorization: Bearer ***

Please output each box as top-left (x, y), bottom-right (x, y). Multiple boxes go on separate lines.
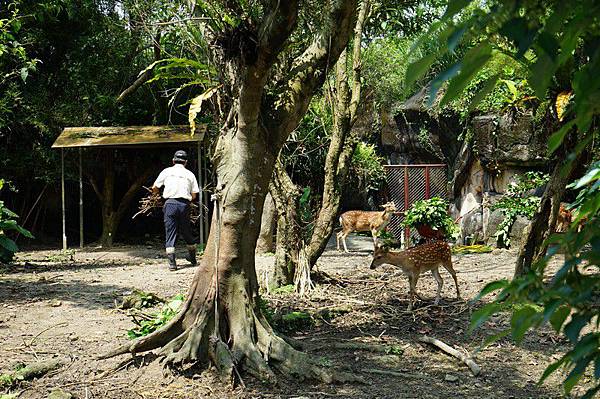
top-left (384, 164), bottom-right (447, 245)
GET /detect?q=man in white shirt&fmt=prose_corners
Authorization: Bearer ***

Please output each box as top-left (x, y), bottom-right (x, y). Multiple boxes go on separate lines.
top-left (152, 150), bottom-right (200, 271)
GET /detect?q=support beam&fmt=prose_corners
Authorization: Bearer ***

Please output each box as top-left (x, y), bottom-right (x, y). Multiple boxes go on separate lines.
top-left (203, 147), bottom-right (209, 239)
top-left (79, 148), bottom-right (84, 248)
top-left (61, 148), bottom-right (67, 250)
top-left (197, 141), bottom-right (204, 245)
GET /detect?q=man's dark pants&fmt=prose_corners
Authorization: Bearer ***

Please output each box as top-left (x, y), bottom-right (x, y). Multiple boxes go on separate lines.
top-left (163, 198), bottom-right (196, 250)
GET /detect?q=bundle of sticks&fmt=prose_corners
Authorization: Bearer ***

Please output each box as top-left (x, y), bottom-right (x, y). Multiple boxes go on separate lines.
top-left (132, 186), bottom-right (201, 224)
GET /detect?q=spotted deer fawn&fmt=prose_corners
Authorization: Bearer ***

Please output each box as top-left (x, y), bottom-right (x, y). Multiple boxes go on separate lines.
top-left (336, 202), bottom-right (397, 252)
top-left (370, 241), bottom-right (460, 311)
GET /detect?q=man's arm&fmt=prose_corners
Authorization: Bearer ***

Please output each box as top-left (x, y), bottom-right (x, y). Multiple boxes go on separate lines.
top-left (152, 170), bottom-right (165, 196)
top-left (190, 173), bottom-right (200, 202)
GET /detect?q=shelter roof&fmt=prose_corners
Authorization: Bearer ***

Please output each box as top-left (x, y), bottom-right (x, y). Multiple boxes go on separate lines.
top-left (51, 125), bottom-right (205, 148)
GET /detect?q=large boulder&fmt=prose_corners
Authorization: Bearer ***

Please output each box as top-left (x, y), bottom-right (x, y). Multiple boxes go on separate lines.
top-left (459, 207), bottom-right (483, 245)
top-left (472, 113), bottom-right (548, 168)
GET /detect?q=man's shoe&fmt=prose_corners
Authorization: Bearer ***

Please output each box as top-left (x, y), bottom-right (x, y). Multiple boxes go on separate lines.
top-left (185, 245), bottom-right (197, 266)
top-left (167, 253), bottom-right (177, 271)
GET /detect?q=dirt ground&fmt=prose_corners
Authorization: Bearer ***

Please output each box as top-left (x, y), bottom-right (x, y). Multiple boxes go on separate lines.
top-left (0, 239), bottom-right (588, 398)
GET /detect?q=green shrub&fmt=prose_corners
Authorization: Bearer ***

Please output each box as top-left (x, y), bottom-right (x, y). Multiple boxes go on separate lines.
top-left (402, 197), bottom-right (456, 237)
top-left (0, 179), bottom-right (33, 263)
top-left (492, 172), bottom-right (549, 247)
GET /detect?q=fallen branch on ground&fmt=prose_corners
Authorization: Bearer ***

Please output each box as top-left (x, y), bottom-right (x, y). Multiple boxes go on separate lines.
top-left (418, 335), bottom-right (481, 376)
top-left (0, 359), bottom-right (64, 388)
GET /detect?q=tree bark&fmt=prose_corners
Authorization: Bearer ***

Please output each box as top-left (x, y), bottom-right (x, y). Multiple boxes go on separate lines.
top-left (514, 132), bottom-right (585, 277)
top-left (272, 0), bottom-right (371, 282)
top-left (256, 192), bottom-right (276, 254)
top-left (96, 150), bottom-right (154, 247)
top-left (102, 0), bottom-right (358, 383)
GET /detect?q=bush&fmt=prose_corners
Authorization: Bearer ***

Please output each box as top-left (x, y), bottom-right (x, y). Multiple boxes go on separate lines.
top-left (0, 179), bottom-right (33, 263)
top-left (492, 172), bottom-right (549, 248)
top-left (402, 197), bottom-right (456, 236)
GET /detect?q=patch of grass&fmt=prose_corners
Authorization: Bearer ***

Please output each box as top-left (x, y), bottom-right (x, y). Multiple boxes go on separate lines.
top-left (452, 245), bottom-right (493, 254)
top-left (45, 249), bottom-right (75, 262)
top-left (271, 284), bottom-right (295, 295)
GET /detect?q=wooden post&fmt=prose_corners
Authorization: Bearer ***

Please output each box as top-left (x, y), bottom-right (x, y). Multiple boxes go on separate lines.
top-left (61, 148), bottom-right (67, 250)
top-left (203, 147), bottom-right (209, 238)
top-left (79, 148), bottom-right (84, 248)
top-left (197, 140), bottom-right (204, 245)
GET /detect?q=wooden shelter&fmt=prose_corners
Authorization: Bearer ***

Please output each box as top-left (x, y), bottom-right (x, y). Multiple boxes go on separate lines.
top-left (51, 125), bottom-right (207, 249)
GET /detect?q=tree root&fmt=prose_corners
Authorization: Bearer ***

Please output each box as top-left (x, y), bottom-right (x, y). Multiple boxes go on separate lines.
top-left (100, 276), bottom-right (361, 385)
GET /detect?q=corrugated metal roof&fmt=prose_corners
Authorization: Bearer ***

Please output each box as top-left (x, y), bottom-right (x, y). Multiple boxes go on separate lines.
top-left (51, 125), bottom-right (205, 148)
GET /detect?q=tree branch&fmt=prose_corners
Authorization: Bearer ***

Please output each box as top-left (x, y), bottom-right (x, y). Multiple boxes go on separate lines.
top-left (268, 0), bottom-right (359, 147)
top-left (115, 166), bottom-right (156, 222)
top-left (116, 32), bottom-right (162, 104)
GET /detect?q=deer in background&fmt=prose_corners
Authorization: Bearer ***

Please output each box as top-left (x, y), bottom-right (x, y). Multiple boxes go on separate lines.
top-left (336, 201), bottom-right (397, 252)
top-left (370, 241), bottom-right (461, 311)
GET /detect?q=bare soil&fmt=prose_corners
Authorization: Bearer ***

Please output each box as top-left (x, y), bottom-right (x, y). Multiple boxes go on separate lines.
top-left (0, 241), bottom-right (587, 398)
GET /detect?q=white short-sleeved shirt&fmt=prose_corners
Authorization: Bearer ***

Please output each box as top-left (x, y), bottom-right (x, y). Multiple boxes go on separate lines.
top-left (153, 164), bottom-right (199, 201)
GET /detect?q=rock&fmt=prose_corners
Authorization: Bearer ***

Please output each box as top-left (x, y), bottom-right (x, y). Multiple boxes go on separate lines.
top-left (48, 389), bottom-right (72, 399)
top-left (509, 215), bottom-right (530, 246)
top-left (444, 373), bottom-right (459, 382)
top-left (473, 113), bottom-right (547, 167)
top-left (49, 299), bottom-right (62, 307)
top-left (484, 209), bottom-right (505, 246)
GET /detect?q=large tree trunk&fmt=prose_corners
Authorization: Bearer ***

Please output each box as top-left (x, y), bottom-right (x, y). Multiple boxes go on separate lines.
top-left (272, 0), bottom-right (370, 281)
top-left (101, 0), bottom-right (358, 382)
top-left (514, 131), bottom-right (585, 277)
top-left (256, 193), bottom-right (276, 254)
top-left (271, 161), bottom-right (301, 286)
top-left (95, 150), bottom-right (154, 247)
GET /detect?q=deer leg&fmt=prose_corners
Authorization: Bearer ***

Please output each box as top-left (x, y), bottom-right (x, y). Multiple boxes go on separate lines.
top-left (407, 273), bottom-right (420, 311)
top-left (336, 231), bottom-right (341, 251)
top-left (371, 229), bottom-right (378, 247)
top-left (443, 260), bottom-right (461, 299)
top-left (431, 268), bottom-right (443, 305)
top-left (342, 232), bottom-right (349, 253)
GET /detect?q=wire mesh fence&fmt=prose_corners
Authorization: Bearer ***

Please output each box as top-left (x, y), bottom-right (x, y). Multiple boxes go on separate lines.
top-left (384, 164), bottom-right (448, 245)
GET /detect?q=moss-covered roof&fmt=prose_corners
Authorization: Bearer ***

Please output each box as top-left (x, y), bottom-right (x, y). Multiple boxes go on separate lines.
top-left (52, 125), bottom-right (205, 148)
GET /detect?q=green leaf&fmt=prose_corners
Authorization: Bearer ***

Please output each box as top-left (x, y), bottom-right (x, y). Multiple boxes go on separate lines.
top-left (405, 52), bottom-right (438, 89)
top-left (548, 121), bottom-right (575, 155)
top-left (539, 356), bottom-right (567, 384)
top-left (511, 305), bottom-right (540, 343)
top-left (468, 74), bottom-right (500, 111)
top-left (470, 303), bottom-right (501, 332)
top-left (441, 44), bottom-right (492, 106)
top-left (20, 67), bottom-right (28, 82)
top-left (473, 279), bottom-right (509, 302)
top-left (564, 314), bottom-right (590, 343)
top-left (0, 235), bottom-right (18, 253)
top-left (442, 0), bottom-right (473, 19)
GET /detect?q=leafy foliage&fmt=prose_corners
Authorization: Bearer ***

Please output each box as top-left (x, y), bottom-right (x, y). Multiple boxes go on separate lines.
top-left (349, 142), bottom-right (386, 192)
top-left (402, 197), bottom-right (457, 236)
top-left (0, 179), bottom-right (33, 263)
top-left (471, 162), bottom-right (600, 396)
top-left (127, 294), bottom-right (184, 339)
top-left (492, 172), bottom-right (550, 248)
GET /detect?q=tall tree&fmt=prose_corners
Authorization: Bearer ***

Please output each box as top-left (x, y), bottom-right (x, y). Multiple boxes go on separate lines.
top-left (271, 0), bottom-right (371, 287)
top-left (102, 1), bottom-right (358, 382)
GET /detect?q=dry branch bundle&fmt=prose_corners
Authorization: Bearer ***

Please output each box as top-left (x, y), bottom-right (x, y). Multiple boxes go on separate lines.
top-left (132, 186), bottom-right (200, 224)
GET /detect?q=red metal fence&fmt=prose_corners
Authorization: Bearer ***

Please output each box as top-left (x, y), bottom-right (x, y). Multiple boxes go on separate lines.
top-left (384, 164), bottom-right (448, 245)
